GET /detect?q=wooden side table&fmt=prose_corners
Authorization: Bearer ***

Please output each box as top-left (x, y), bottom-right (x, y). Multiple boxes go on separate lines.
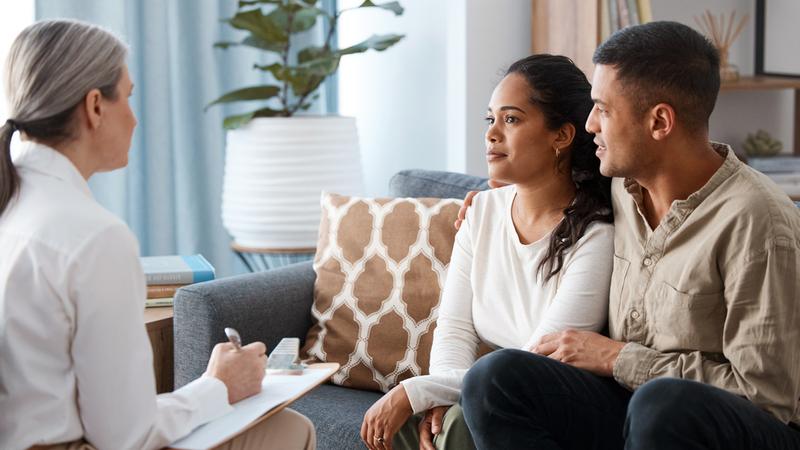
top-left (144, 307), bottom-right (174, 394)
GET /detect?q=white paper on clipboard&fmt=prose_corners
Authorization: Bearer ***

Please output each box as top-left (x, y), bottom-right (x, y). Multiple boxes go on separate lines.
top-left (170, 366), bottom-right (335, 450)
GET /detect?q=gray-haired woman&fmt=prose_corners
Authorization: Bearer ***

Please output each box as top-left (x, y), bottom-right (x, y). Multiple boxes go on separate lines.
top-left (0, 20), bottom-right (314, 450)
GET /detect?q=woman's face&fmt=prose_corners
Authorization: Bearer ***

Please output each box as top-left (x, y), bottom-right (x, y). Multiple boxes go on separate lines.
top-left (96, 64), bottom-right (137, 172)
top-left (485, 73), bottom-right (560, 185)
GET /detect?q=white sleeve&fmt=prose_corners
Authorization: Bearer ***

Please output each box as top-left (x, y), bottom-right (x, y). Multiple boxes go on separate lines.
top-left (522, 223), bottom-right (614, 350)
top-left (401, 204), bottom-right (480, 414)
top-left (68, 225), bottom-right (232, 450)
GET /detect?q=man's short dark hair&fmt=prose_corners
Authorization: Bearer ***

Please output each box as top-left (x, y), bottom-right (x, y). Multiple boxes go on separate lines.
top-left (593, 21), bottom-right (720, 132)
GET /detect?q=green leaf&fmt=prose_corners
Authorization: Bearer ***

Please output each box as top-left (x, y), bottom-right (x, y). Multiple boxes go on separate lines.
top-left (285, 68), bottom-right (316, 96)
top-left (242, 36), bottom-right (284, 52)
top-left (337, 33), bottom-right (404, 55)
top-left (301, 55), bottom-right (340, 76)
top-left (267, 6), bottom-right (323, 33)
top-left (297, 45), bottom-right (330, 64)
top-left (253, 62), bottom-right (291, 82)
top-left (253, 107), bottom-right (285, 117)
top-left (239, 0), bottom-right (282, 6)
top-left (223, 111), bottom-right (257, 129)
top-left (214, 35), bottom-right (283, 52)
top-left (206, 85), bottom-right (281, 110)
top-left (228, 9), bottom-right (288, 45)
top-left (213, 41), bottom-right (239, 50)
top-left (223, 107), bottom-right (285, 130)
top-left (357, 1), bottom-right (404, 15)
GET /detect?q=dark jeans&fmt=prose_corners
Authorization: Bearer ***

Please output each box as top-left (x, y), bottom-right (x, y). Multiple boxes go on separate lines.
top-left (460, 349), bottom-right (800, 450)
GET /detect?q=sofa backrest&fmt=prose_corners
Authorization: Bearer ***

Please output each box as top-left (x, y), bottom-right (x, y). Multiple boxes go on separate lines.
top-left (390, 171), bottom-right (800, 211)
top-left (389, 169), bottom-right (490, 199)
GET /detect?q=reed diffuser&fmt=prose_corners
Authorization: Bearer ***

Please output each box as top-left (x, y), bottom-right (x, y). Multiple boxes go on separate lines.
top-left (694, 10), bottom-right (749, 82)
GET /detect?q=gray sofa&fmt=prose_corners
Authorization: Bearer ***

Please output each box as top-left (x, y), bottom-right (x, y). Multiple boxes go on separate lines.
top-left (174, 169), bottom-right (489, 450)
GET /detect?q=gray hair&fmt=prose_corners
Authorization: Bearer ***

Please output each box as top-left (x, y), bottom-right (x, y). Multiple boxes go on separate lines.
top-left (0, 19), bottom-right (128, 215)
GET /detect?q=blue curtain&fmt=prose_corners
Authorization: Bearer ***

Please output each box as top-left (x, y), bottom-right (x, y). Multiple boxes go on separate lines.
top-left (36, 0), bottom-right (337, 277)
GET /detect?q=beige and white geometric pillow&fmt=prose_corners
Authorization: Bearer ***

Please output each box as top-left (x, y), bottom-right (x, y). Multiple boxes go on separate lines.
top-left (302, 192), bottom-right (462, 392)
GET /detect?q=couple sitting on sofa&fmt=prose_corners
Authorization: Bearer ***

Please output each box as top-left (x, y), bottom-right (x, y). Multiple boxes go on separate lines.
top-left (360, 21), bottom-right (800, 450)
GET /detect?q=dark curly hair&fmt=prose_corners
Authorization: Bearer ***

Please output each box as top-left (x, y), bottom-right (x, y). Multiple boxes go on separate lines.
top-left (506, 54), bottom-right (613, 281)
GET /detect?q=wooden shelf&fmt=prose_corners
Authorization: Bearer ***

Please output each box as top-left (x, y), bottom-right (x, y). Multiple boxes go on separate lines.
top-left (721, 75), bottom-right (800, 92)
top-left (719, 76), bottom-right (800, 155)
top-left (530, 2), bottom-right (800, 156)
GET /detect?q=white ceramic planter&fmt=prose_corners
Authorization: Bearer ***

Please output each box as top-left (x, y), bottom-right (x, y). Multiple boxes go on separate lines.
top-left (222, 116), bottom-right (364, 249)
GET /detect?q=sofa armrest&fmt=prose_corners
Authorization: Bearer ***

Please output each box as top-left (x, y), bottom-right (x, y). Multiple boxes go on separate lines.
top-left (173, 260), bottom-right (316, 388)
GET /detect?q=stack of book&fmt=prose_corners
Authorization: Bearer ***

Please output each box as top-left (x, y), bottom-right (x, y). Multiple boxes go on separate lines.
top-left (601, 0), bottom-right (653, 41)
top-left (140, 254), bottom-right (216, 308)
top-left (748, 156), bottom-right (800, 201)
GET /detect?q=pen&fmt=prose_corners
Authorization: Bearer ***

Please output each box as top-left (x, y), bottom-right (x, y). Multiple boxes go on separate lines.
top-left (225, 327), bottom-right (242, 351)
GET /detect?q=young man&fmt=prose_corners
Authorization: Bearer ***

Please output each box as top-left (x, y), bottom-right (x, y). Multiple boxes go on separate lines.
top-left (458, 21), bottom-right (800, 449)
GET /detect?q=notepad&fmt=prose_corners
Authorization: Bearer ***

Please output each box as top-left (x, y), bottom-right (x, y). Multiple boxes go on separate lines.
top-left (170, 364), bottom-right (337, 450)
top-left (266, 337), bottom-right (306, 375)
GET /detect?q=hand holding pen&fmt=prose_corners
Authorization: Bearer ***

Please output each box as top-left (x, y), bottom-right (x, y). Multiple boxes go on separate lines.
top-left (203, 327), bottom-right (267, 404)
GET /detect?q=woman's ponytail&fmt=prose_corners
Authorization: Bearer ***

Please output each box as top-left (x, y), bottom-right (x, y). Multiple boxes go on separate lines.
top-left (0, 120), bottom-right (19, 216)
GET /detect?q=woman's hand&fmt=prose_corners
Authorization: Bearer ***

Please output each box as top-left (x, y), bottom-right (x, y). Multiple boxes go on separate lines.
top-left (418, 406), bottom-right (450, 450)
top-left (204, 341), bottom-right (266, 404)
top-left (361, 384), bottom-right (414, 449)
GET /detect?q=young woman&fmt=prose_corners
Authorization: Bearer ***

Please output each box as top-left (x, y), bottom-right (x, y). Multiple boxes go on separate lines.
top-left (0, 20), bottom-right (314, 450)
top-left (360, 54), bottom-right (614, 450)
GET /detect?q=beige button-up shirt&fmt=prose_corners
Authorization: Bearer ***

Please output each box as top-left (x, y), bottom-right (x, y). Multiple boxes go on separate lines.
top-left (610, 143), bottom-right (800, 425)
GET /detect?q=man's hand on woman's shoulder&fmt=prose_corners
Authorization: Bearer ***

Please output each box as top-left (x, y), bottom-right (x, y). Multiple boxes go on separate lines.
top-left (453, 179), bottom-right (508, 231)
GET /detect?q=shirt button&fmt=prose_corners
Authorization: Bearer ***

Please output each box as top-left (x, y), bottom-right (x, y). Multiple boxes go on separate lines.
top-left (643, 257), bottom-right (652, 266)
top-left (630, 310), bottom-right (640, 320)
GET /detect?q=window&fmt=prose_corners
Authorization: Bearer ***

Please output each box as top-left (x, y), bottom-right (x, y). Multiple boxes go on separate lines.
top-left (0, 1), bottom-right (35, 123)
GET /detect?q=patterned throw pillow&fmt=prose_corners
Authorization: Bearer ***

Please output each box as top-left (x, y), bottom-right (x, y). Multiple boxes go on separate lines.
top-left (302, 192), bottom-right (462, 392)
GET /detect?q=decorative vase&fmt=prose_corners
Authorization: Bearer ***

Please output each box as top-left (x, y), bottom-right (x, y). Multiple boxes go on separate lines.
top-left (719, 48), bottom-right (740, 82)
top-left (221, 116), bottom-right (364, 267)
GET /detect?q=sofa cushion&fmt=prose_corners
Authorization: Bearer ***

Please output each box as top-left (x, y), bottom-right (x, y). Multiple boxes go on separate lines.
top-left (302, 192), bottom-right (462, 392)
top-left (291, 384), bottom-right (382, 450)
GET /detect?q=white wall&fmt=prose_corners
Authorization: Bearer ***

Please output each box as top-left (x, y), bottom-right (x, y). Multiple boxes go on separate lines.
top-left (652, 0), bottom-right (795, 153)
top-left (452, 0), bottom-right (532, 177)
top-left (338, 0), bottom-right (532, 195)
top-left (338, 0), bottom-right (449, 196)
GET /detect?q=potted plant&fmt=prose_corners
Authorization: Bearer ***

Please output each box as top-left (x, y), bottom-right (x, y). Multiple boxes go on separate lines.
top-left (208, 0), bottom-right (404, 263)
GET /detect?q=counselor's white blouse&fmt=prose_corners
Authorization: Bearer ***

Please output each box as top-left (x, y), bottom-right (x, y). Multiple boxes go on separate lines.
top-left (0, 142), bottom-right (232, 450)
top-left (401, 185), bottom-right (614, 414)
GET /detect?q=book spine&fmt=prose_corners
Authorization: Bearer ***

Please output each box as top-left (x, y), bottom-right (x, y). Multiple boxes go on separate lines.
top-left (637, 0), bottom-right (653, 23)
top-left (626, 0), bottom-right (640, 25)
top-left (617, 0), bottom-right (630, 29)
top-left (608, 0), bottom-right (620, 34)
top-left (145, 297), bottom-right (174, 308)
top-left (600, 0), bottom-right (611, 41)
top-left (146, 272), bottom-right (195, 285)
top-left (147, 284), bottom-right (184, 299)
top-left (184, 254), bottom-right (216, 283)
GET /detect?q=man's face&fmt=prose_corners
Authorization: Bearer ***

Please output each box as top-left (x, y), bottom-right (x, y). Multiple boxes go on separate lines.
top-left (585, 64), bottom-right (650, 178)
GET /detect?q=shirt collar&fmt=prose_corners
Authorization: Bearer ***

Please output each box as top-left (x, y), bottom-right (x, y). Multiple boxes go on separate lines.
top-left (623, 142), bottom-right (740, 212)
top-left (12, 141), bottom-right (93, 199)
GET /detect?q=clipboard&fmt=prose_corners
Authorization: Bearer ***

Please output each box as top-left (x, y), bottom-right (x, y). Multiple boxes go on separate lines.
top-left (168, 363), bottom-right (338, 450)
